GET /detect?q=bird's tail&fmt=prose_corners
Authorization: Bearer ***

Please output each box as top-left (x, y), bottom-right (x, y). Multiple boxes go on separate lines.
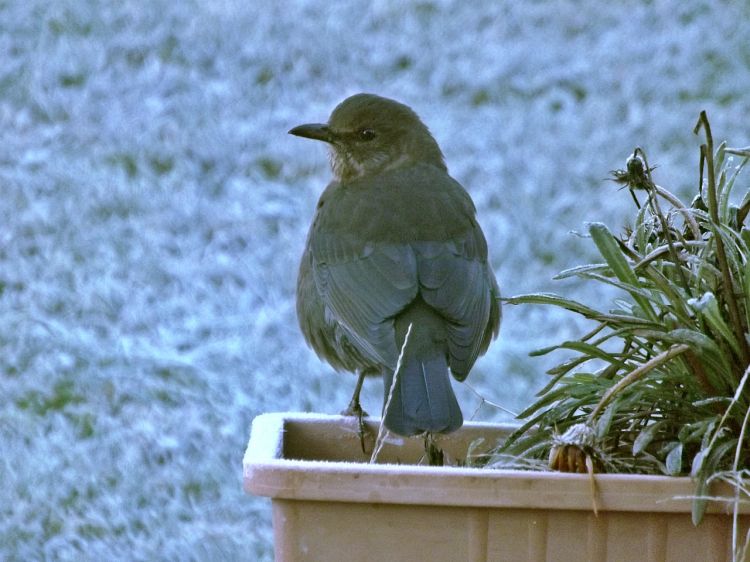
top-left (382, 353), bottom-right (462, 436)
top-left (382, 301), bottom-right (463, 436)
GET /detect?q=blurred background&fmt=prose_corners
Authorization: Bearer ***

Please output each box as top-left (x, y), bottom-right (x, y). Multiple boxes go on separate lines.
top-left (2, 0), bottom-right (750, 559)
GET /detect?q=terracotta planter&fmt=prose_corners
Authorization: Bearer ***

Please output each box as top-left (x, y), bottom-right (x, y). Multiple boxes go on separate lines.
top-left (244, 413), bottom-right (748, 562)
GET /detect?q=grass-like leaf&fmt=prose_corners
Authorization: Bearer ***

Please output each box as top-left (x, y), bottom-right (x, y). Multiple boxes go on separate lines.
top-left (492, 117), bottom-right (750, 537)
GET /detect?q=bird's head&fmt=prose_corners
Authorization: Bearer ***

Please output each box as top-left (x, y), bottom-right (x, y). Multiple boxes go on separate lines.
top-left (289, 93), bottom-right (445, 182)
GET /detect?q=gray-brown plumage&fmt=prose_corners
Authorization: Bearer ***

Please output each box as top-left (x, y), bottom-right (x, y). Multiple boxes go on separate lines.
top-left (290, 93), bottom-right (500, 437)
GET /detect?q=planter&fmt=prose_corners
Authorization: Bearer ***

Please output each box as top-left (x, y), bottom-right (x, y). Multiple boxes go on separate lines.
top-left (244, 413), bottom-right (748, 561)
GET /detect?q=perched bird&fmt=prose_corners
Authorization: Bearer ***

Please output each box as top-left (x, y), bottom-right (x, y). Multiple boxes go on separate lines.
top-left (290, 93), bottom-right (500, 438)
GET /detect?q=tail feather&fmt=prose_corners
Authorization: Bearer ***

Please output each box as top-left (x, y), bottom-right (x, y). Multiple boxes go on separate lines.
top-left (382, 353), bottom-right (463, 436)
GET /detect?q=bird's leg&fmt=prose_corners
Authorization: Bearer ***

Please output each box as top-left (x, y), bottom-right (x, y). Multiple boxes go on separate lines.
top-left (341, 370), bottom-right (370, 453)
top-left (423, 432), bottom-right (444, 466)
top-left (341, 369), bottom-right (368, 417)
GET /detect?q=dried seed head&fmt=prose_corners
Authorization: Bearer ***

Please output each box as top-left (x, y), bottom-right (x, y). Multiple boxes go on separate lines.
top-left (610, 150), bottom-right (657, 192)
top-left (549, 423), bottom-right (598, 473)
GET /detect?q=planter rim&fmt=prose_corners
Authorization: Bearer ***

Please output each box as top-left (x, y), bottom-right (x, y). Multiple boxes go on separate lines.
top-left (244, 412), bottom-right (746, 515)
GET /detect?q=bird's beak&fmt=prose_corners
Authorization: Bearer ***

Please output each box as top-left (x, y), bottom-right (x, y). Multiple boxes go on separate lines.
top-left (288, 123), bottom-right (334, 143)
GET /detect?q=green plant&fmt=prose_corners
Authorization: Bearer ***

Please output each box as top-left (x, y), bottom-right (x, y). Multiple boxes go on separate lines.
top-left (493, 113), bottom-right (750, 543)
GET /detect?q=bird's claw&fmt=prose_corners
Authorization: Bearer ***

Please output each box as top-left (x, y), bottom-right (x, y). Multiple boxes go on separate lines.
top-left (341, 402), bottom-right (370, 454)
top-left (424, 433), bottom-right (445, 466)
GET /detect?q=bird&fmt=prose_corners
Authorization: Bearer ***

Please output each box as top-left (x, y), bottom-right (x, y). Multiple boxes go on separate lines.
top-left (290, 93), bottom-right (501, 440)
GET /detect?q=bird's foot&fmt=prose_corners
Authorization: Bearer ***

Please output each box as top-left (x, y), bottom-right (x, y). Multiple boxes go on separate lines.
top-left (341, 401), bottom-right (370, 454)
top-left (423, 433), bottom-right (444, 466)
top-left (340, 400), bottom-right (368, 419)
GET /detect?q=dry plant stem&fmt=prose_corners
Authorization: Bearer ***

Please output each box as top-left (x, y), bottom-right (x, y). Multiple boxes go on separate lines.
top-left (694, 111), bottom-right (750, 367)
top-left (586, 455), bottom-right (599, 517)
top-left (710, 364), bottom-right (750, 561)
top-left (726, 147), bottom-right (750, 158)
top-left (649, 189), bottom-right (692, 294)
top-left (655, 184), bottom-right (702, 240)
top-left (634, 241), bottom-right (705, 270)
top-left (370, 323), bottom-right (412, 464)
top-left (635, 148), bottom-right (692, 295)
top-left (588, 344), bottom-right (691, 422)
top-left (464, 381), bottom-right (518, 417)
top-left (704, 366), bottom-right (750, 460)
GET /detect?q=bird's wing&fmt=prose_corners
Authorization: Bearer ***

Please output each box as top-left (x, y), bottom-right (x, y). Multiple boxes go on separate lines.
top-left (310, 233), bottom-right (418, 369)
top-left (415, 225), bottom-right (499, 380)
top-left (307, 164), bottom-right (500, 376)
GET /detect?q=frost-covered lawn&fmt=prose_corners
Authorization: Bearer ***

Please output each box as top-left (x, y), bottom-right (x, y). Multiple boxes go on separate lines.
top-left (2, 0), bottom-right (749, 559)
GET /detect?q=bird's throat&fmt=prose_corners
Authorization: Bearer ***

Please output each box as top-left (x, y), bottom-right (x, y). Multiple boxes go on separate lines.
top-left (329, 148), bottom-right (412, 182)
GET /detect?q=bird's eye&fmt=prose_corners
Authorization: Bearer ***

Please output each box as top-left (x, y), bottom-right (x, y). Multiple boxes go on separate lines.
top-left (358, 128), bottom-right (376, 141)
